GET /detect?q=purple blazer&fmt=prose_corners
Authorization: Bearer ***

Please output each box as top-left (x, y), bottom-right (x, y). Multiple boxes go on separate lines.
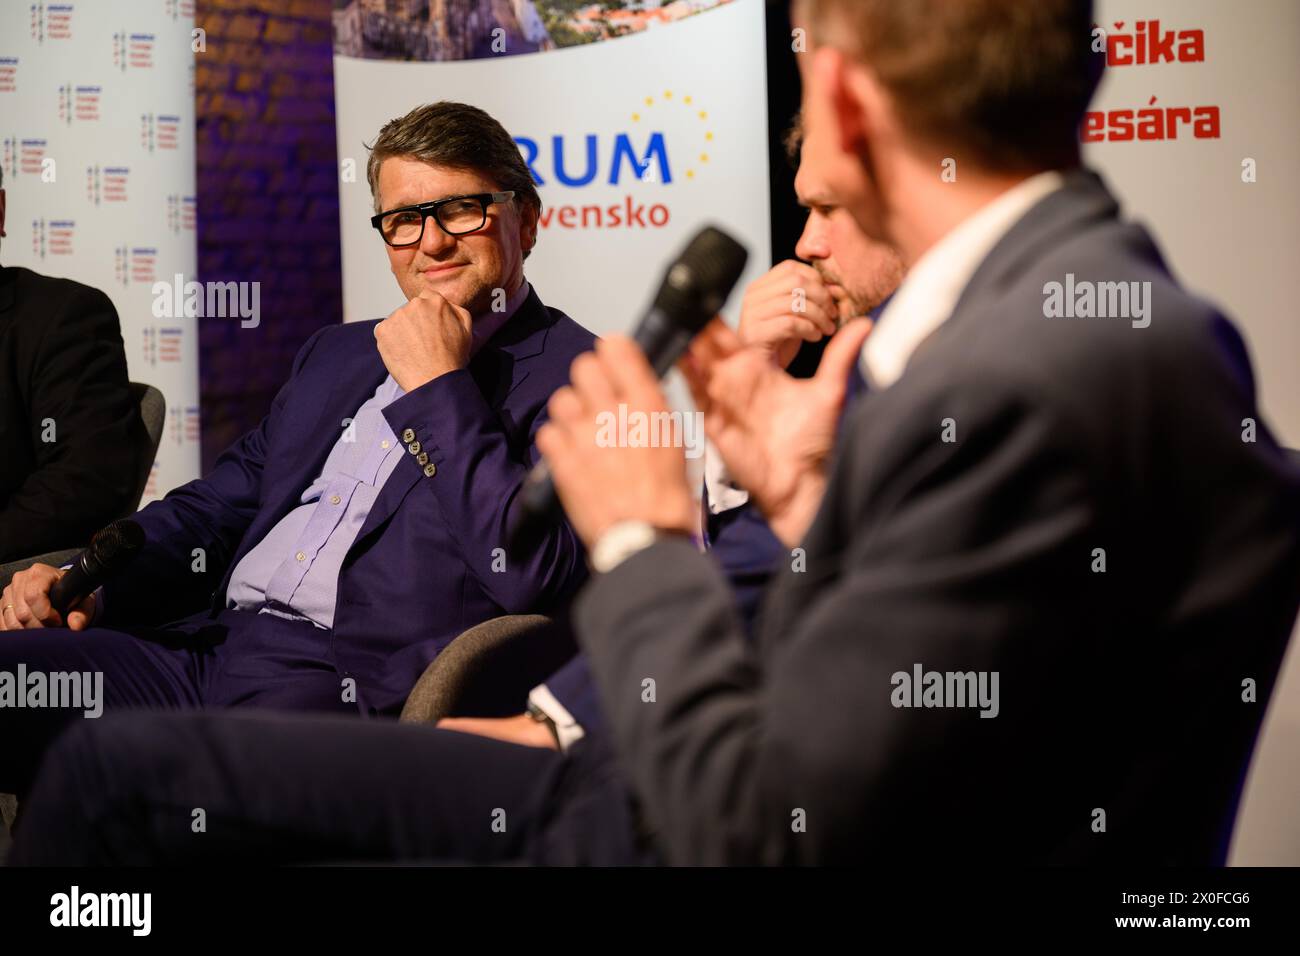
top-left (100, 287), bottom-right (597, 713)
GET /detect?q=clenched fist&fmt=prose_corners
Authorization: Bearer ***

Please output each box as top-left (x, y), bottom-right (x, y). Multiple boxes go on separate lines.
top-left (738, 259), bottom-right (838, 368)
top-left (374, 289), bottom-right (474, 392)
top-left (0, 563), bottom-right (96, 631)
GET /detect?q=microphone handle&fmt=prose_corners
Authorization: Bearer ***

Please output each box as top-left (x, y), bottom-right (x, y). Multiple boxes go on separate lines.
top-left (48, 554), bottom-right (96, 617)
top-left (634, 307), bottom-right (695, 378)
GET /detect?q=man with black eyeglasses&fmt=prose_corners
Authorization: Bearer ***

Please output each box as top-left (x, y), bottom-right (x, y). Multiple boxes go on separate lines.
top-left (0, 101), bottom-right (598, 797)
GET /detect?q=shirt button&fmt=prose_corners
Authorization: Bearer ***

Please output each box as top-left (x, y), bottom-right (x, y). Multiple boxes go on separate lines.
top-left (416, 452), bottom-right (429, 466)
top-left (407, 440), bottom-right (421, 455)
top-left (295, 551), bottom-right (306, 562)
top-left (401, 428), bottom-right (416, 443)
top-left (381, 440), bottom-right (390, 449)
top-left (330, 494), bottom-right (341, 505)
top-left (423, 462), bottom-right (437, 478)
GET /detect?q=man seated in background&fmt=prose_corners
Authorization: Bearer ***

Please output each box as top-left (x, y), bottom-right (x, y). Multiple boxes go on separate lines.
top-left (706, 115), bottom-right (905, 627)
top-left (0, 166), bottom-right (147, 563)
top-left (0, 101), bottom-right (596, 797)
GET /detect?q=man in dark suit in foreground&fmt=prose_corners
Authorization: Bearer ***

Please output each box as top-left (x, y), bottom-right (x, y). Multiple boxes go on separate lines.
top-left (547, 0), bottom-right (1300, 863)
top-left (10, 0), bottom-right (1299, 865)
top-left (0, 167), bottom-right (146, 562)
top-left (0, 102), bottom-right (596, 796)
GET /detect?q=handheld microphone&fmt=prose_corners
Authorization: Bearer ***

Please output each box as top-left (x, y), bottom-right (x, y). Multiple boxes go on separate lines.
top-left (48, 519), bottom-right (146, 617)
top-left (508, 225), bottom-right (749, 558)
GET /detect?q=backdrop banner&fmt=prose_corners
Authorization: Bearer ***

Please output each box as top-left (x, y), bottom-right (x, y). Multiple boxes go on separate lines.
top-left (1086, 0), bottom-right (1300, 445)
top-left (331, 0), bottom-right (772, 347)
top-left (1, 0), bottom-right (201, 503)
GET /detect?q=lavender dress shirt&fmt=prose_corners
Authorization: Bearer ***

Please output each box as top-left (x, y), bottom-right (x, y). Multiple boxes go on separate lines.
top-left (224, 282), bottom-right (529, 629)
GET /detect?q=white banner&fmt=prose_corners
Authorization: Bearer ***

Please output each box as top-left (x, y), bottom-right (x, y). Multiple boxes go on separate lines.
top-left (1, 0), bottom-right (200, 503)
top-left (1086, 0), bottom-right (1300, 446)
top-left (332, 0), bottom-right (772, 339)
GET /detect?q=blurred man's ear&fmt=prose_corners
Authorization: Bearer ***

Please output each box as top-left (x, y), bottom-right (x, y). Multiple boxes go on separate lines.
top-left (0, 189), bottom-right (7, 237)
top-left (817, 48), bottom-right (871, 163)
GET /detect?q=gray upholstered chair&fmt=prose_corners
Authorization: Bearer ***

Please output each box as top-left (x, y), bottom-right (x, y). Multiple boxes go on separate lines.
top-left (0, 382), bottom-right (164, 590)
top-left (400, 614), bottom-right (575, 724)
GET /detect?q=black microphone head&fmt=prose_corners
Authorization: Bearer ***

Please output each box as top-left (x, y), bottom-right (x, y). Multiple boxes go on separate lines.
top-left (653, 226), bottom-right (749, 336)
top-left (85, 519), bottom-right (146, 575)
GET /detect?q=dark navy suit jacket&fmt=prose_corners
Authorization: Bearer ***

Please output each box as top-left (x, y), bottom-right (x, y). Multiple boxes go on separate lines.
top-left (100, 287), bottom-right (597, 714)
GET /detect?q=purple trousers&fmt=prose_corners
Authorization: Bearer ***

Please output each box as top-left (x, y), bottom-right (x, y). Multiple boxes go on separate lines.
top-left (0, 606), bottom-right (359, 794)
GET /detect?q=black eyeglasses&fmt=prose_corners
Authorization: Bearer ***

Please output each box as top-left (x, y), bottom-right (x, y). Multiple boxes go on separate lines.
top-left (370, 191), bottom-right (515, 247)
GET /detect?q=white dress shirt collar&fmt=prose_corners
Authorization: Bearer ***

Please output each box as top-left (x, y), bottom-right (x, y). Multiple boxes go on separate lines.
top-left (861, 171), bottom-right (1066, 390)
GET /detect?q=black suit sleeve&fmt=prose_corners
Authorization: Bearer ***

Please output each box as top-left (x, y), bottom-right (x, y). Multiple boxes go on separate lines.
top-left (574, 375), bottom-right (1101, 864)
top-left (0, 286), bottom-right (142, 558)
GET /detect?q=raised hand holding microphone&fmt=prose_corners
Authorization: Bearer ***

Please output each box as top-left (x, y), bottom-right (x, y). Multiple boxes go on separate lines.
top-left (537, 314), bottom-right (871, 559)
